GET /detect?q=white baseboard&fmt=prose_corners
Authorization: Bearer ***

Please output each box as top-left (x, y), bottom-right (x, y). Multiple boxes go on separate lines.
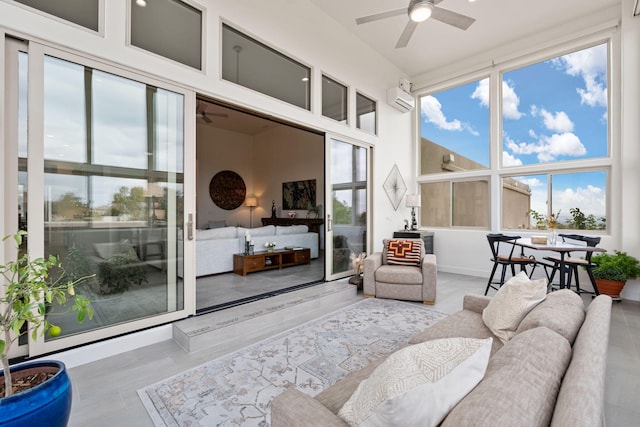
top-left (36, 324), bottom-right (173, 369)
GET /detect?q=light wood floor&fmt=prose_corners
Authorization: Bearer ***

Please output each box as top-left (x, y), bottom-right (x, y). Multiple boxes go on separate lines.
top-left (66, 272), bottom-right (640, 426)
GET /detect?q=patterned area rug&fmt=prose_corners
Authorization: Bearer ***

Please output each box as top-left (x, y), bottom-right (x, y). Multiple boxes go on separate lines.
top-left (138, 298), bottom-right (448, 426)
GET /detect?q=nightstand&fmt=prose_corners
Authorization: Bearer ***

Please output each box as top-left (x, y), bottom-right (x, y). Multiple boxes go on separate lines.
top-left (393, 230), bottom-right (434, 254)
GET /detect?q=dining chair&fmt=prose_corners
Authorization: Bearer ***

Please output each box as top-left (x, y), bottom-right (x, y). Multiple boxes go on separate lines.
top-left (484, 233), bottom-right (537, 295)
top-left (543, 233), bottom-right (601, 295)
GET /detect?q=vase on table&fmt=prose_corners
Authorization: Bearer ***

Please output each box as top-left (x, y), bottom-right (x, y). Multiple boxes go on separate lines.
top-left (549, 228), bottom-right (557, 245)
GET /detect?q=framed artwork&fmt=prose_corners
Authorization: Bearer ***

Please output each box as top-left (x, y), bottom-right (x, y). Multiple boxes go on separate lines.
top-left (383, 164), bottom-right (407, 210)
top-left (209, 170), bottom-right (246, 210)
top-left (283, 179), bottom-right (316, 210)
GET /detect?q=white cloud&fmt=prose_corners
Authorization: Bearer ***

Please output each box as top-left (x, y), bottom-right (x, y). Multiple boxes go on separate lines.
top-left (552, 44), bottom-right (607, 108)
top-left (471, 79), bottom-right (489, 107)
top-left (471, 79), bottom-right (524, 120)
top-left (502, 151), bottom-right (522, 166)
top-left (531, 105), bottom-right (574, 133)
top-left (553, 184), bottom-right (606, 218)
top-left (421, 95), bottom-right (463, 131)
top-left (421, 95), bottom-right (478, 135)
top-left (505, 132), bottom-right (586, 162)
top-left (501, 80), bottom-right (524, 120)
top-left (539, 132), bottom-right (586, 161)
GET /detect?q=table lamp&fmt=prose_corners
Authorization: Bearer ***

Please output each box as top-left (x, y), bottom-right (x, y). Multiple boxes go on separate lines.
top-left (406, 194), bottom-right (421, 230)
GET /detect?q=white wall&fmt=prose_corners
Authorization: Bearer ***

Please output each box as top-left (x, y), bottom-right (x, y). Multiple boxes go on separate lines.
top-left (196, 123), bottom-right (254, 228)
top-left (252, 126), bottom-right (324, 221)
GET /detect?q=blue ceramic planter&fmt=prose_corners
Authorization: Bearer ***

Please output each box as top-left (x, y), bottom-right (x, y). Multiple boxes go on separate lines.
top-left (0, 360), bottom-right (71, 427)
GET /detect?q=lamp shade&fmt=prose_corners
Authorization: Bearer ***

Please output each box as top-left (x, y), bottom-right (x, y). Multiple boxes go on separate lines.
top-left (245, 197), bottom-right (258, 207)
top-left (406, 194), bottom-right (421, 208)
top-left (409, 1), bottom-right (433, 22)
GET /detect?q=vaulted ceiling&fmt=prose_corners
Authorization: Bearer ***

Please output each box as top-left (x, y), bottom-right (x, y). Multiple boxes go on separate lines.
top-left (310, 0), bottom-right (622, 77)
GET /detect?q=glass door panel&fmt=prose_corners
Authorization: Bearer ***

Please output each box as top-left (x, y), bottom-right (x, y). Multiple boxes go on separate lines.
top-left (40, 54), bottom-right (185, 339)
top-left (3, 41), bottom-right (193, 356)
top-left (326, 137), bottom-right (368, 279)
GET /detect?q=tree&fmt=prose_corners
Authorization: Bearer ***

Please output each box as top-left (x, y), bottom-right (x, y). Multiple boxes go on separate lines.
top-left (111, 186), bottom-right (146, 220)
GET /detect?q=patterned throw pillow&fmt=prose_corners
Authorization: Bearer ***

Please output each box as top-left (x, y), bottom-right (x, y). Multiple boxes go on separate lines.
top-left (338, 337), bottom-right (493, 427)
top-left (385, 239), bottom-right (423, 266)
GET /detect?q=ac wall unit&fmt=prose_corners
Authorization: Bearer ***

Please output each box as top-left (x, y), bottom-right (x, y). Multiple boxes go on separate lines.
top-left (387, 87), bottom-right (415, 113)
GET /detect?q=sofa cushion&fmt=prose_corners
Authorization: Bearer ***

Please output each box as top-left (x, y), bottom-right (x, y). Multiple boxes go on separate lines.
top-left (375, 264), bottom-right (423, 285)
top-left (441, 327), bottom-right (572, 427)
top-left (482, 271), bottom-right (547, 344)
top-left (338, 337), bottom-right (492, 427)
top-left (516, 289), bottom-right (585, 345)
top-left (385, 239), bottom-right (423, 266)
top-left (197, 226), bottom-right (238, 240)
top-left (409, 309), bottom-right (504, 356)
top-left (275, 225), bottom-right (309, 234)
top-left (207, 220), bottom-right (226, 229)
top-left (239, 225), bottom-right (275, 237)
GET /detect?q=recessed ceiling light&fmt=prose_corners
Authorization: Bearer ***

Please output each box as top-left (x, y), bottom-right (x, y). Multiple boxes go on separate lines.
top-left (136, 0), bottom-right (147, 7)
top-left (301, 77), bottom-right (309, 82)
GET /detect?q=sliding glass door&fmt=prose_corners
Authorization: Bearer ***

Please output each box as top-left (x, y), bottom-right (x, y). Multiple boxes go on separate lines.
top-left (4, 38), bottom-right (194, 357)
top-left (325, 136), bottom-right (369, 280)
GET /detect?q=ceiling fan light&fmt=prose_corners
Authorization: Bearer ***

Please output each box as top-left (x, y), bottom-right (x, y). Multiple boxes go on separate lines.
top-left (409, 1), bottom-right (433, 22)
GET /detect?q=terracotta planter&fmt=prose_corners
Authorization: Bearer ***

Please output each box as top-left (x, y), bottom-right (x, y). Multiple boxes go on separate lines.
top-left (595, 278), bottom-right (626, 298)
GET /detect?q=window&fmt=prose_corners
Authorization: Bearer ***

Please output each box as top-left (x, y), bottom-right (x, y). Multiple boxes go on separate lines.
top-left (356, 92), bottom-right (376, 134)
top-left (221, 24), bottom-right (311, 110)
top-left (130, 0), bottom-right (203, 69)
top-left (420, 180), bottom-right (489, 228)
top-left (322, 75), bottom-right (347, 124)
top-left (502, 44), bottom-right (608, 167)
top-left (418, 41), bottom-right (611, 231)
top-left (420, 78), bottom-right (489, 174)
top-left (504, 171), bottom-right (607, 231)
top-left (14, 0), bottom-right (99, 31)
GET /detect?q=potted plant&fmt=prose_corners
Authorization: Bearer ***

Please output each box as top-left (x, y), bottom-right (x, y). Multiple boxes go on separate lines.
top-left (591, 250), bottom-right (640, 299)
top-left (0, 231), bottom-right (93, 426)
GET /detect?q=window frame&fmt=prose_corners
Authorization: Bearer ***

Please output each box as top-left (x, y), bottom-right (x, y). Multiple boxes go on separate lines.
top-left (415, 34), bottom-right (615, 233)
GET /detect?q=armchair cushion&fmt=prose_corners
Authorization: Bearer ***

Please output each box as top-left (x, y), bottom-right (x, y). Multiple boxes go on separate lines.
top-left (384, 239), bottom-right (424, 266)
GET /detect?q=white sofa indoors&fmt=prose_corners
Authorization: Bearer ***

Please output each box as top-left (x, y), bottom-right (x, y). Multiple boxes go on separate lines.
top-left (178, 224), bottom-right (319, 278)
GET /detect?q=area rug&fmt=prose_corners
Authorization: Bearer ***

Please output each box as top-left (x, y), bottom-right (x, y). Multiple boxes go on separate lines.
top-left (138, 298), bottom-right (448, 427)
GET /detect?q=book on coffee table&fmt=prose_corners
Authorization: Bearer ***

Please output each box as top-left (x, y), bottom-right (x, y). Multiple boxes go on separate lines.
top-left (285, 246), bottom-right (304, 250)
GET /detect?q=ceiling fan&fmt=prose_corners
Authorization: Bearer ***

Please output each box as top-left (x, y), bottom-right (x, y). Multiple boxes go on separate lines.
top-left (197, 101), bottom-right (228, 124)
top-left (355, 0), bottom-right (476, 48)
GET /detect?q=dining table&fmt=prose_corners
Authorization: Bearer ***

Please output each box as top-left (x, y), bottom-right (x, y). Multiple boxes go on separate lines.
top-left (515, 236), bottom-right (606, 290)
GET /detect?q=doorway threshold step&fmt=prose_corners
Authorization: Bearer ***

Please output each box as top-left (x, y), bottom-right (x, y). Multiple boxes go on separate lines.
top-left (172, 280), bottom-right (359, 353)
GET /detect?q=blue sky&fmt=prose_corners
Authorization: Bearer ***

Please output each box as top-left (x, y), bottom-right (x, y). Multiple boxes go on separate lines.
top-left (419, 43), bottom-right (608, 219)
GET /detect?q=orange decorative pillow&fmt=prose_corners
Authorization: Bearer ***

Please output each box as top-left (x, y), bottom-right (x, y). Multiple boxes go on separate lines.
top-left (386, 239), bottom-right (423, 266)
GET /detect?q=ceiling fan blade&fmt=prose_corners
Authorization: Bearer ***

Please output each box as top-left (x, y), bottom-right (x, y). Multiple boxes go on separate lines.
top-left (356, 8), bottom-right (406, 25)
top-left (210, 112), bottom-right (229, 118)
top-left (395, 20), bottom-right (419, 48)
top-left (431, 6), bottom-right (475, 30)
top-left (201, 114), bottom-right (212, 124)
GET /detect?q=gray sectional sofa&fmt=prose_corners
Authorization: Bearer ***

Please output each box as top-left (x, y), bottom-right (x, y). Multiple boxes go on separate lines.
top-left (271, 290), bottom-right (612, 426)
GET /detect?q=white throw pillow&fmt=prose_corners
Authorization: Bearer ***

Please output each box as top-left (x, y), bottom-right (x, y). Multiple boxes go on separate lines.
top-left (338, 337), bottom-right (492, 427)
top-left (482, 271), bottom-right (548, 344)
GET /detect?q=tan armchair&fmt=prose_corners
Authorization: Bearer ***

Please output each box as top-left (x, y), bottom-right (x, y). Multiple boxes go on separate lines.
top-left (363, 238), bottom-right (437, 304)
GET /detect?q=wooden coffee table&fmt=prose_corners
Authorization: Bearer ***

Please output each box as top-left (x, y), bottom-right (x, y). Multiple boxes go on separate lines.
top-left (233, 248), bottom-right (311, 276)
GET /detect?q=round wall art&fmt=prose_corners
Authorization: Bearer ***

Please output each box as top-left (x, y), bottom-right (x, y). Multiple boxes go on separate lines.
top-left (209, 170), bottom-right (246, 210)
